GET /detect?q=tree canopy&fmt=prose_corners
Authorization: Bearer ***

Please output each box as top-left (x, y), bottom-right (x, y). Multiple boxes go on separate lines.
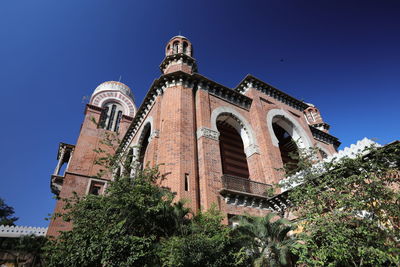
top-left (0, 198), bottom-right (18, 226)
top-left (281, 142), bottom-right (400, 266)
top-left (44, 167), bottom-right (252, 267)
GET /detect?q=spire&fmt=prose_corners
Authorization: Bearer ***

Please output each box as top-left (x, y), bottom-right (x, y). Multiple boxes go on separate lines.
top-left (160, 36), bottom-right (197, 74)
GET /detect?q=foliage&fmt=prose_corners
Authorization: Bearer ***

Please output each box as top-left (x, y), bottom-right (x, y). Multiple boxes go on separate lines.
top-left (0, 235), bottom-right (47, 266)
top-left (158, 205), bottom-right (251, 267)
top-left (44, 167), bottom-right (250, 266)
top-left (233, 212), bottom-right (297, 267)
top-left (0, 198), bottom-right (18, 226)
top-left (281, 142), bottom-right (400, 266)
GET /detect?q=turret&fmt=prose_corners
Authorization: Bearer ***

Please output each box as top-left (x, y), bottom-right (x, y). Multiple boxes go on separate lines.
top-left (160, 36), bottom-right (197, 74)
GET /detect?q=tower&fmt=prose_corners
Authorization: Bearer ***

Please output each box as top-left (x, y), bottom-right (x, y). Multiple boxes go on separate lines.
top-left (47, 81), bottom-right (136, 236)
top-left (160, 36), bottom-right (197, 74)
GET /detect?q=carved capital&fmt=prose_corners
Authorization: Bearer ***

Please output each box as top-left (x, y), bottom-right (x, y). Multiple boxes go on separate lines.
top-left (244, 144), bottom-right (260, 157)
top-left (196, 127), bottom-right (220, 141)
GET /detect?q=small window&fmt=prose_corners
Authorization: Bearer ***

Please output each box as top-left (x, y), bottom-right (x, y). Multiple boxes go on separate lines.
top-left (173, 41), bottom-right (179, 54)
top-left (183, 42), bottom-right (188, 54)
top-left (89, 181), bottom-right (105, 195)
top-left (184, 173), bottom-right (189, 191)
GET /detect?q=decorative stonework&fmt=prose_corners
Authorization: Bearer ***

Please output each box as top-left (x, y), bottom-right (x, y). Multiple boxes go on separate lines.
top-left (197, 127), bottom-right (220, 141)
top-left (91, 91), bottom-right (136, 117)
top-left (0, 225), bottom-right (48, 237)
top-left (267, 109), bottom-right (313, 149)
top-left (118, 71), bottom-right (253, 154)
top-left (309, 125), bottom-right (341, 147)
top-left (236, 75), bottom-right (309, 112)
top-left (244, 144), bottom-right (260, 157)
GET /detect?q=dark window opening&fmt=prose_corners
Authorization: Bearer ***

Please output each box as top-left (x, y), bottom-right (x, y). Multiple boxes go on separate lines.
top-left (184, 173), bottom-right (189, 191)
top-left (173, 41), bottom-right (179, 54)
top-left (138, 127), bottom-right (151, 170)
top-left (107, 104), bottom-right (116, 130)
top-left (99, 106), bottom-right (109, 128)
top-left (183, 42), bottom-right (188, 54)
top-left (272, 123), bottom-right (299, 171)
top-left (114, 111), bottom-right (123, 132)
top-left (217, 121), bottom-right (249, 178)
top-left (89, 182), bottom-right (104, 195)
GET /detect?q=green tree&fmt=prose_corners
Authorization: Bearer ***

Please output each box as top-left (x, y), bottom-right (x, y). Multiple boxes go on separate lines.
top-left (233, 212), bottom-right (297, 267)
top-left (158, 206), bottom-right (250, 267)
top-left (281, 142), bottom-right (400, 266)
top-left (0, 198), bottom-right (18, 226)
top-left (44, 167), bottom-right (249, 266)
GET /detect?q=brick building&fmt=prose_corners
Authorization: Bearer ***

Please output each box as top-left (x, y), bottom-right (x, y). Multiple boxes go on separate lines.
top-left (48, 36), bottom-right (340, 236)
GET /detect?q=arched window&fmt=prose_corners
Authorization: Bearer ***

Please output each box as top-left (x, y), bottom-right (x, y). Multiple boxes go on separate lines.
top-left (183, 41), bottom-right (188, 54)
top-left (99, 102), bottom-right (124, 132)
top-left (173, 41), bottom-right (179, 54)
top-left (272, 123), bottom-right (299, 171)
top-left (138, 125), bottom-right (151, 170)
top-left (114, 111), bottom-right (123, 132)
top-left (217, 121), bottom-right (249, 178)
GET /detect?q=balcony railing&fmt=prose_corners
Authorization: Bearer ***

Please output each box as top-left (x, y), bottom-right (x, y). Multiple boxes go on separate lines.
top-left (221, 174), bottom-right (272, 197)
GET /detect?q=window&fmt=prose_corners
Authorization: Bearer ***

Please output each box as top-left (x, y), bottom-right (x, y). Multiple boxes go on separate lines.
top-left (217, 121), bottom-right (249, 178)
top-left (89, 181), bottom-right (105, 195)
top-left (100, 102), bottom-right (124, 132)
top-left (173, 41), bottom-right (179, 54)
top-left (184, 173), bottom-right (189, 191)
top-left (183, 41), bottom-right (188, 54)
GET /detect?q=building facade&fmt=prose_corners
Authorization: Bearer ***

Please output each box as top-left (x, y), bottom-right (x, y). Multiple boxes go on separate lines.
top-left (48, 36), bottom-right (340, 235)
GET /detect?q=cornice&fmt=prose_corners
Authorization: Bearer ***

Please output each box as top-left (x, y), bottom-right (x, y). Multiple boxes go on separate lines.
top-left (117, 71), bottom-right (253, 155)
top-left (86, 104), bottom-right (104, 113)
top-left (193, 73), bottom-right (252, 110)
top-left (159, 53), bottom-right (198, 73)
top-left (235, 75), bottom-right (310, 112)
top-left (309, 125), bottom-right (341, 147)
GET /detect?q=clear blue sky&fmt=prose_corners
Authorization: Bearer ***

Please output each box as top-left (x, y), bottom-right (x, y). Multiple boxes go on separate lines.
top-left (0, 0), bottom-right (399, 227)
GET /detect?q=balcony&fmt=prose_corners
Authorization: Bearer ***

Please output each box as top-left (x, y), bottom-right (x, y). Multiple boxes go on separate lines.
top-left (221, 174), bottom-right (272, 197)
top-left (51, 174), bottom-right (64, 196)
top-left (220, 174), bottom-right (289, 212)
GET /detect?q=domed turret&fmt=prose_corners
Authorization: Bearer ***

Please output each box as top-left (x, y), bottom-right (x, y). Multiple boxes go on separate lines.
top-left (92, 81), bottom-right (134, 102)
top-left (160, 35), bottom-right (197, 75)
top-left (90, 81), bottom-right (137, 132)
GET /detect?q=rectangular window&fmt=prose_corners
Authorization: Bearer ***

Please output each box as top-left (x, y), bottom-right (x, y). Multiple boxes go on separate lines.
top-left (89, 181), bottom-right (105, 195)
top-left (184, 173), bottom-right (189, 191)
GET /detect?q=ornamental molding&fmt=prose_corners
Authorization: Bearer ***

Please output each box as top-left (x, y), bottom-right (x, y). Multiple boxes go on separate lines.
top-left (267, 109), bottom-right (313, 149)
top-left (244, 144), bottom-right (260, 157)
top-left (117, 71), bottom-right (253, 155)
top-left (91, 90), bottom-right (136, 117)
top-left (160, 53), bottom-right (198, 73)
top-left (309, 125), bottom-right (341, 148)
top-left (197, 127), bottom-right (220, 141)
top-left (236, 75), bottom-right (309, 112)
top-left (0, 225), bottom-right (48, 238)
